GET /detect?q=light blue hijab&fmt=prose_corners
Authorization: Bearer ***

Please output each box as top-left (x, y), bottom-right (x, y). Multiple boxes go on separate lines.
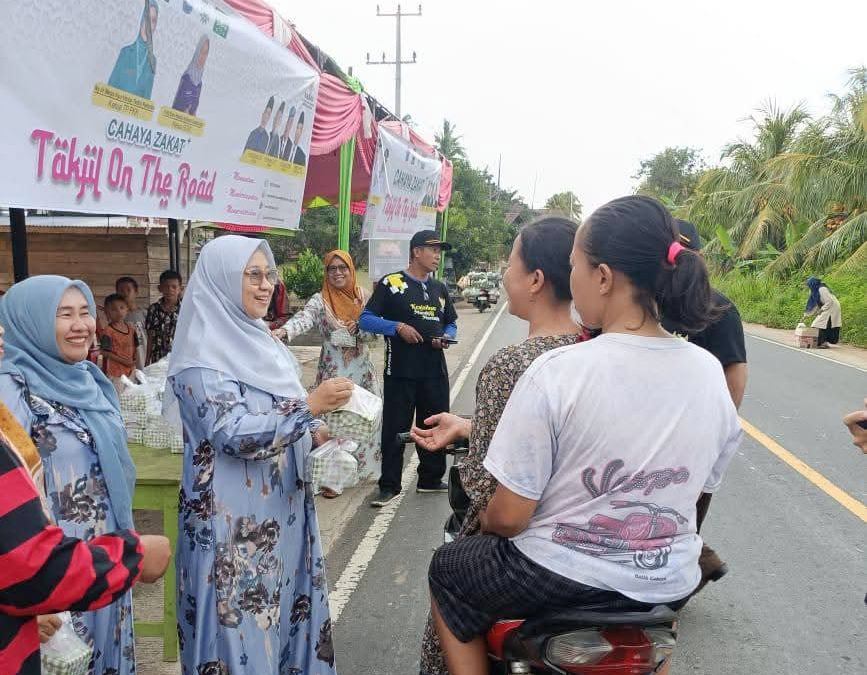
top-left (0, 276), bottom-right (136, 529)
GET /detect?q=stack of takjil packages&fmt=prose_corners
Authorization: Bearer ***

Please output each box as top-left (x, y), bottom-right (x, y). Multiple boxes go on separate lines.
top-left (118, 357), bottom-right (184, 452)
top-left (316, 385), bottom-right (383, 491)
top-left (794, 322), bottom-right (819, 348)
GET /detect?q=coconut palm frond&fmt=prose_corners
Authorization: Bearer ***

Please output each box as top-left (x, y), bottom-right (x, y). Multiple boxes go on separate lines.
top-left (762, 217), bottom-right (829, 277)
top-left (738, 206), bottom-right (787, 259)
top-left (835, 240), bottom-right (867, 274)
top-left (805, 211), bottom-right (867, 269)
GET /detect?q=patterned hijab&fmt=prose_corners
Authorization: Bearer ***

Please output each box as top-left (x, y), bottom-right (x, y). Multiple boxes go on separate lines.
top-left (321, 250), bottom-right (364, 324)
top-left (0, 276), bottom-right (136, 529)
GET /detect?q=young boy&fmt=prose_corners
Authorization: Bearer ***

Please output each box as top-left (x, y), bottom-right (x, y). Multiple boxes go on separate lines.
top-left (99, 294), bottom-right (138, 382)
top-left (116, 276), bottom-right (147, 369)
top-left (145, 270), bottom-right (183, 365)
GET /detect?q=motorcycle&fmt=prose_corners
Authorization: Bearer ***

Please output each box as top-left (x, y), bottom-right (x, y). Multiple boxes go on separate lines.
top-left (475, 288), bottom-right (491, 313)
top-left (398, 431), bottom-right (679, 674)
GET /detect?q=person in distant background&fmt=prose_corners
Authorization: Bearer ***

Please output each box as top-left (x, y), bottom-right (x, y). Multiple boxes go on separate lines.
top-left (804, 276), bottom-right (843, 348)
top-left (99, 294), bottom-right (138, 385)
top-left (266, 101), bottom-right (286, 157)
top-left (172, 35), bottom-right (209, 116)
top-left (244, 96), bottom-right (274, 154)
top-left (265, 277), bottom-right (291, 330)
top-left (108, 0), bottom-right (159, 99)
top-left (660, 219), bottom-right (747, 597)
top-left (145, 270), bottom-right (182, 364)
top-left (116, 276), bottom-right (147, 369)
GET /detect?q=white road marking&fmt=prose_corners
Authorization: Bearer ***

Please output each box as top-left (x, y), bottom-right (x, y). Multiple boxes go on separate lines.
top-left (328, 301), bottom-right (510, 622)
top-left (746, 333), bottom-right (867, 374)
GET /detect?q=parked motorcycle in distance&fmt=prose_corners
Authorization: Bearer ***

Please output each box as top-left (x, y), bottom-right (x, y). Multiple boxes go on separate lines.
top-left (475, 288), bottom-right (491, 312)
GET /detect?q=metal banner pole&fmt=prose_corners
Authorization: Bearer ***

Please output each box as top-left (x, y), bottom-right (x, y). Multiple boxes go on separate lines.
top-left (10, 208), bottom-right (29, 282)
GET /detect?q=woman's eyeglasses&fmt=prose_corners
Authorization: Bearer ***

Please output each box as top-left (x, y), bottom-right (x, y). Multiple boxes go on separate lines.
top-left (326, 264), bottom-right (350, 275)
top-left (244, 268), bottom-right (280, 286)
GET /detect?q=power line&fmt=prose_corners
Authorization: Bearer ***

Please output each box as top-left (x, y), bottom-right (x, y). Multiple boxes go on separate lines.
top-left (366, 4), bottom-right (422, 118)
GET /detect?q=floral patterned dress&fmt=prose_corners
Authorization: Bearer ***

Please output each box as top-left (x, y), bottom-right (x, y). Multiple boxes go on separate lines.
top-left (419, 334), bottom-right (584, 675)
top-left (282, 292), bottom-right (382, 483)
top-left (171, 367), bottom-right (336, 675)
top-left (0, 372), bottom-right (136, 675)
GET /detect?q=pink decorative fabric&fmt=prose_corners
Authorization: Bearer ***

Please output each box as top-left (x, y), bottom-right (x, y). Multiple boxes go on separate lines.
top-left (221, 1), bottom-right (452, 210)
top-left (438, 158), bottom-right (453, 212)
top-left (212, 222), bottom-right (270, 234)
top-left (224, 0), bottom-right (364, 156)
top-left (303, 146), bottom-right (372, 204)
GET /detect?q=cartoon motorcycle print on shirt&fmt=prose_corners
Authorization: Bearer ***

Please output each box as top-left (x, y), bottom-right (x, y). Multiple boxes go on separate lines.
top-left (553, 500), bottom-right (688, 570)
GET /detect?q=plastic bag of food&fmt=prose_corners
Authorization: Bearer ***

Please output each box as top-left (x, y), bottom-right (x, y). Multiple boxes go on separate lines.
top-left (335, 385), bottom-right (382, 422)
top-left (41, 613), bottom-right (92, 675)
top-left (309, 439), bottom-right (359, 495)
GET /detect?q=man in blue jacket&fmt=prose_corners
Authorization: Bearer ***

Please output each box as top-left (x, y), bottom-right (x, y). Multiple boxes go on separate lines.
top-left (360, 231), bottom-right (458, 507)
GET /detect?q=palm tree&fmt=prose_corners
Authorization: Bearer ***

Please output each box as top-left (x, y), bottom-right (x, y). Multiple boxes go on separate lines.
top-left (687, 103), bottom-right (808, 262)
top-left (435, 119), bottom-right (466, 162)
top-left (763, 68), bottom-right (867, 274)
top-left (544, 191), bottom-right (583, 220)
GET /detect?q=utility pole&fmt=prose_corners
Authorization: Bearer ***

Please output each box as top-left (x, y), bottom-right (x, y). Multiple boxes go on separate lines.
top-left (366, 4), bottom-right (421, 118)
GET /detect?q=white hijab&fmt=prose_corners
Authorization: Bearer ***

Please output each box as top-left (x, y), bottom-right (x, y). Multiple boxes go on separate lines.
top-left (166, 236), bottom-right (306, 404)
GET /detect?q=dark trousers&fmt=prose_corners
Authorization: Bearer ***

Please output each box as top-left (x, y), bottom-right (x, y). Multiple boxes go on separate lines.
top-left (380, 375), bottom-right (449, 493)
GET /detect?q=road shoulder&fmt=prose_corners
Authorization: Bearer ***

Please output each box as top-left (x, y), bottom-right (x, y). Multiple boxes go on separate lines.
top-left (743, 322), bottom-right (867, 371)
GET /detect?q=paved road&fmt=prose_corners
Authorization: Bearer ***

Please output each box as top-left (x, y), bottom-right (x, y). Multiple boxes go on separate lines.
top-left (329, 307), bottom-right (866, 674)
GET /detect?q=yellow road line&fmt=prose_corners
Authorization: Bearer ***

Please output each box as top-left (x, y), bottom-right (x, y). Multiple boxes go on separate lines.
top-left (740, 417), bottom-right (867, 523)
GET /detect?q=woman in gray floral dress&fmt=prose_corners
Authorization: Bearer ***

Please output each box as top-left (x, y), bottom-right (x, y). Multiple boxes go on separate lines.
top-left (411, 218), bottom-right (588, 674)
top-left (274, 250), bottom-right (381, 485)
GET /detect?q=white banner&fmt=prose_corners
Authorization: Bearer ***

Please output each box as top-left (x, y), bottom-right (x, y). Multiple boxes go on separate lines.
top-left (368, 239), bottom-right (411, 282)
top-left (362, 126), bottom-right (441, 240)
top-left (0, 0), bottom-right (319, 230)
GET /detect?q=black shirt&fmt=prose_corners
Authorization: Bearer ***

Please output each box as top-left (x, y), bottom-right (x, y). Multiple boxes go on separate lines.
top-left (365, 271), bottom-right (458, 379)
top-left (662, 290), bottom-right (747, 367)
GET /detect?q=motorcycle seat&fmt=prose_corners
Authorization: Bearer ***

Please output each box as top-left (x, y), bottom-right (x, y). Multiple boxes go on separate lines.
top-left (518, 604), bottom-right (677, 637)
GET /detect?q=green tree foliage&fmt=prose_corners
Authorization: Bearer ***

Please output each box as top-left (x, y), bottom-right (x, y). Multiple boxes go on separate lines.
top-left (684, 75), bottom-right (867, 276)
top-left (434, 119), bottom-right (466, 162)
top-left (444, 160), bottom-right (524, 277)
top-left (282, 249), bottom-right (324, 300)
top-left (544, 191), bottom-right (583, 220)
top-left (634, 146), bottom-right (706, 207)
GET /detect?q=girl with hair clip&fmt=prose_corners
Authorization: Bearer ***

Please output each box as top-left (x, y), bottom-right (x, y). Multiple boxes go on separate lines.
top-left (427, 196), bottom-right (743, 675)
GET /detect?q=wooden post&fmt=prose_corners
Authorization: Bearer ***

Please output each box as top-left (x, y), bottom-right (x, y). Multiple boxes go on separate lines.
top-left (186, 220), bottom-right (193, 279)
top-left (437, 205), bottom-right (450, 279)
top-left (10, 208), bottom-right (29, 282)
top-left (168, 218), bottom-right (180, 272)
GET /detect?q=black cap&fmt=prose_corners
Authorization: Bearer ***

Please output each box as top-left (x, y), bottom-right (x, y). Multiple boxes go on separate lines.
top-left (675, 219), bottom-right (702, 251)
top-left (410, 229), bottom-right (452, 251)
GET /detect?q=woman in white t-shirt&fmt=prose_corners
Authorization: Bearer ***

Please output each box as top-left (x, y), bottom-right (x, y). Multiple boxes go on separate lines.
top-left (428, 195), bottom-right (743, 674)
